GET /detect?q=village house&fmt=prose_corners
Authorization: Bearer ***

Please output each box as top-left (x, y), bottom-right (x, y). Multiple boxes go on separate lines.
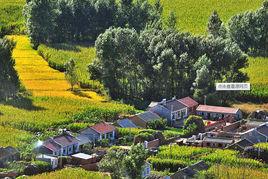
top-left (0, 146), bottom-right (19, 166)
top-left (178, 96), bottom-right (199, 115)
top-left (117, 118), bottom-right (138, 128)
top-left (196, 105), bottom-right (242, 120)
top-left (77, 122), bottom-right (116, 145)
top-left (129, 111), bottom-right (162, 128)
top-left (39, 132), bottom-right (80, 156)
top-left (148, 97), bottom-right (192, 126)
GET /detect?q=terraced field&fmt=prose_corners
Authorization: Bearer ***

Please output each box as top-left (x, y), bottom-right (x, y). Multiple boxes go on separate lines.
top-left (9, 35), bottom-right (104, 100)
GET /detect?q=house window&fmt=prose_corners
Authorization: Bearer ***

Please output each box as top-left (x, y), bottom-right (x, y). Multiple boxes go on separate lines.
top-left (172, 113), bottom-right (175, 120)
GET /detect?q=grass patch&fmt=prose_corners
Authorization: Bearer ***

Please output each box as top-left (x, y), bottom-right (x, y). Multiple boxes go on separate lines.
top-left (24, 168), bottom-right (111, 179)
top-left (0, 126), bottom-right (32, 147)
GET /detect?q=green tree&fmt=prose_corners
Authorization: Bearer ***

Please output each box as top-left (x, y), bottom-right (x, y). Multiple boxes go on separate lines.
top-left (64, 59), bottom-right (78, 91)
top-left (24, 0), bottom-right (57, 48)
top-left (184, 115), bottom-right (205, 133)
top-left (123, 144), bottom-right (148, 179)
top-left (208, 10), bottom-right (223, 38)
top-left (166, 11), bottom-right (177, 29)
top-left (98, 148), bottom-right (125, 179)
top-left (0, 38), bottom-right (20, 100)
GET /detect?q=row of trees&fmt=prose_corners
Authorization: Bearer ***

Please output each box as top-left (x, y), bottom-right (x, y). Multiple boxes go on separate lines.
top-left (0, 38), bottom-right (20, 100)
top-left (91, 22), bottom-right (248, 105)
top-left (24, 0), bottom-right (162, 48)
top-left (228, 1), bottom-right (268, 56)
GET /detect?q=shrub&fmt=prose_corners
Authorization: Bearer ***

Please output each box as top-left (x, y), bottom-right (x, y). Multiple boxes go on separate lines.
top-left (184, 115), bottom-right (205, 133)
top-left (147, 157), bottom-right (188, 172)
top-left (32, 161), bottom-right (51, 173)
top-left (147, 119), bottom-right (167, 130)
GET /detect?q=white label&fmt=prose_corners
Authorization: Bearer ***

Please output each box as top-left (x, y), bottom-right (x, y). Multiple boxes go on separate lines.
top-left (216, 83), bottom-right (250, 91)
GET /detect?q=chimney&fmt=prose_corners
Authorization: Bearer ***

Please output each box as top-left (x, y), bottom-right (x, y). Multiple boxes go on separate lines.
top-left (172, 96), bottom-right (176, 100)
top-left (161, 99), bottom-right (167, 105)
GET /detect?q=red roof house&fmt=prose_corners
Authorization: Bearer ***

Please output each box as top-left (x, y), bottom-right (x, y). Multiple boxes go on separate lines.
top-left (178, 97), bottom-right (199, 114)
top-left (90, 122), bottom-right (116, 134)
top-left (77, 122), bottom-right (116, 144)
top-left (196, 105), bottom-right (242, 120)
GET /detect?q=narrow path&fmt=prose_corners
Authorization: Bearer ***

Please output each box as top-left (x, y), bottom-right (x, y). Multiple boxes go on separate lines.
top-left (8, 35), bottom-right (104, 101)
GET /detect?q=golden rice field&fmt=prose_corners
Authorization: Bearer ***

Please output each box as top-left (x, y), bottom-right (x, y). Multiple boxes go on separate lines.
top-left (26, 168), bottom-right (111, 179)
top-left (8, 35), bottom-right (104, 101)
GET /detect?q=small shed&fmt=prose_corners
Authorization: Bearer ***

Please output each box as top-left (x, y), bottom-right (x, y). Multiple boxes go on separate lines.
top-left (71, 153), bottom-right (98, 165)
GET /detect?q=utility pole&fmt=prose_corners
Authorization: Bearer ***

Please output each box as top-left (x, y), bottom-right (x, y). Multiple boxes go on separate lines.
top-left (204, 95), bottom-right (207, 105)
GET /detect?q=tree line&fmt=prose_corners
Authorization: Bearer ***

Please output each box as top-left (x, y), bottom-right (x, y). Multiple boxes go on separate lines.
top-left (24, 0), bottom-right (162, 48)
top-left (91, 19), bottom-right (248, 107)
top-left (229, 1), bottom-right (268, 57)
top-left (0, 38), bottom-right (20, 101)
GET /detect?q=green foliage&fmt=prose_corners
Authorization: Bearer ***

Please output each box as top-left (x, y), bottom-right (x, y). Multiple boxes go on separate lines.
top-left (0, 38), bottom-right (20, 100)
top-left (73, 105), bottom-right (136, 124)
top-left (98, 146), bottom-right (126, 179)
top-left (32, 161), bottom-right (51, 173)
top-left (184, 115), bottom-right (205, 133)
top-left (147, 157), bottom-right (188, 172)
top-left (64, 59), bottom-right (78, 90)
top-left (123, 143), bottom-right (148, 179)
top-left (94, 26), bottom-right (248, 104)
top-left (24, 0), bottom-right (161, 45)
top-left (228, 1), bottom-right (268, 56)
top-left (0, 0), bottom-right (25, 37)
top-left (65, 122), bottom-right (93, 132)
top-left (201, 149), bottom-right (264, 168)
top-left (147, 118), bottom-right (167, 130)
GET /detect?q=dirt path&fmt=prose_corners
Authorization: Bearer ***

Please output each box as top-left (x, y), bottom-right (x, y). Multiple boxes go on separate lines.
top-left (8, 35), bottom-right (104, 101)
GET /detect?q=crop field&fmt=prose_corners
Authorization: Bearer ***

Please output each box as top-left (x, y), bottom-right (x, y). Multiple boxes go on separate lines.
top-left (26, 168), bottom-right (111, 179)
top-left (8, 35), bottom-right (104, 100)
top-left (0, 126), bottom-right (32, 147)
top-left (148, 145), bottom-right (265, 173)
top-left (0, 96), bottom-right (136, 132)
top-left (158, 0), bottom-right (264, 35)
top-left (38, 44), bottom-right (96, 87)
top-left (0, 0), bottom-right (25, 35)
top-left (205, 165), bottom-right (268, 179)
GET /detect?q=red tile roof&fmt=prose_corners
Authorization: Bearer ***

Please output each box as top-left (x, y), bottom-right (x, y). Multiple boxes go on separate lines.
top-left (90, 122), bottom-right (116, 134)
top-left (178, 97), bottom-right (198, 108)
top-left (43, 139), bottom-right (61, 152)
top-left (197, 105), bottom-right (239, 114)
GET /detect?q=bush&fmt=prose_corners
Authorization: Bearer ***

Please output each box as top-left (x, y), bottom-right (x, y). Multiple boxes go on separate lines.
top-left (147, 119), bottom-right (167, 130)
top-left (32, 161), bottom-right (51, 173)
top-left (184, 115), bottom-right (205, 133)
top-left (147, 157), bottom-right (188, 173)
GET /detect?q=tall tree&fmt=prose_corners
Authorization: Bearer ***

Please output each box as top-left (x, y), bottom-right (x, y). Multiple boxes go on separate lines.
top-left (24, 0), bottom-right (57, 48)
top-left (0, 38), bottom-right (20, 100)
top-left (207, 10), bottom-right (226, 38)
top-left (64, 59), bottom-right (78, 91)
top-left (98, 148), bottom-right (125, 179)
top-left (166, 11), bottom-right (177, 29)
top-left (123, 144), bottom-right (148, 179)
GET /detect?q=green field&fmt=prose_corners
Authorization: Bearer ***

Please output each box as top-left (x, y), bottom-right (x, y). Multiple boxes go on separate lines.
top-left (0, 0), bottom-right (25, 35)
top-left (37, 44), bottom-right (101, 90)
top-left (159, 0), bottom-right (264, 35)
